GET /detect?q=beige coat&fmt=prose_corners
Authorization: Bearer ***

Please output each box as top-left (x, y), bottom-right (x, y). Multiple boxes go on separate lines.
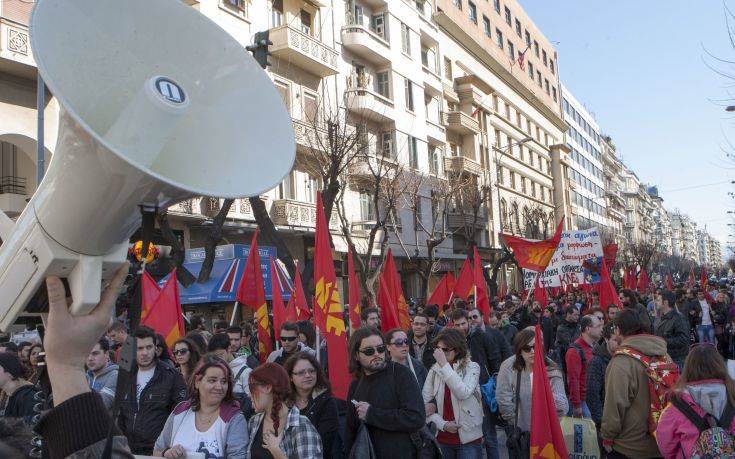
top-left (422, 357), bottom-right (483, 444)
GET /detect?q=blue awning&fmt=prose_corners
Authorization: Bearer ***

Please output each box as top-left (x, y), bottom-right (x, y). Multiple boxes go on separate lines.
top-left (176, 244), bottom-right (292, 304)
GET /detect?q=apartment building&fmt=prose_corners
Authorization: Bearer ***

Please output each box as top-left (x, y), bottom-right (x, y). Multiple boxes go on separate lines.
top-left (561, 84), bottom-right (607, 230)
top-left (671, 212), bottom-right (698, 262)
top-left (601, 135), bottom-right (626, 246)
top-left (649, 188), bottom-right (672, 256)
top-left (697, 229), bottom-right (710, 267)
top-left (708, 235), bottom-right (722, 269)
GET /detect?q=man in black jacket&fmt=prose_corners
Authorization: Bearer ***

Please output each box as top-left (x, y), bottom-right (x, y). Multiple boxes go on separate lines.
top-left (407, 312), bottom-right (436, 369)
top-left (518, 301), bottom-right (555, 353)
top-left (345, 327), bottom-right (424, 458)
top-left (469, 307), bottom-right (512, 362)
top-left (554, 306), bottom-right (580, 351)
top-left (654, 290), bottom-right (690, 369)
top-left (118, 326), bottom-right (187, 455)
top-left (0, 352), bottom-right (36, 421)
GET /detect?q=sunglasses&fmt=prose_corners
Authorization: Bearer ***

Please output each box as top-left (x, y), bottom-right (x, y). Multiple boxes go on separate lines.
top-left (521, 344), bottom-right (535, 353)
top-left (358, 345), bottom-right (386, 356)
top-left (391, 339), bottom-right (409, 346)
top-left (172, 349), bottom-right (189, 356)
top-left (280, 336), bottom-right (298, 342)
top-left (437, 346), bottom-right (454, 353)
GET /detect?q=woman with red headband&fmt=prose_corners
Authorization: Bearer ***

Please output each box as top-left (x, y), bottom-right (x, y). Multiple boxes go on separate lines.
top-left (246, 362), bottom-right (323, 458)
top-left (153, 356), bottom-right (248, 458)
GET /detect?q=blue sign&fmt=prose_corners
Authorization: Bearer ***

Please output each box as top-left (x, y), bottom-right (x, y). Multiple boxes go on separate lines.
top-left (176, 244), bottom-right (290, 304)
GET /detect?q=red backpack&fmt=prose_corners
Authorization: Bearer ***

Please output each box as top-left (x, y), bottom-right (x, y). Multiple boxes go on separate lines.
top-left (614, 345), bottom-right (680, 433)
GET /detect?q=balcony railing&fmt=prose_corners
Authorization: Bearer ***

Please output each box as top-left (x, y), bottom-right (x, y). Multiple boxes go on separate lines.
top-left (0, 176), bottom-right (25, 195)
top-left (269, 25), bottom-right (339, 77)
top-left (271, 199), bottom-right (338, 229)
top-left (441, 110), bottom-right (479, 134)
top-left (444, 156), bottom-right (483, 176)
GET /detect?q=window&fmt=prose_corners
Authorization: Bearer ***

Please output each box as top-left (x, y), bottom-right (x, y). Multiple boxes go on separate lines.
top-left (453, 0), bottom-right (462, 9)
top-left (504, 6), bottom-right (511, 25)
top-left (550, 60), bottom-right (555, 75)
top-left (422, 46), bottom-right (437, 72)
top-left (493, 0), bottom-right (500, 13)
top-left (381, 131), bottom-right (393, 157)
top-left (415, 0), bottom-right (426, 15)
top-left (306, 173), bottom-right (319, 203)
top-left (516, 110), bottom-right (522, 128)
top-left (521, 177), bottom-right (526, 194)
top-left (429, 146), bottom-right (441, 175)
top-left (528, 62), bottom-right (533, 79)
top-left (270, 0), bottom-right (283, 27)
top-left (483, 16), bottom-right (491, 37)
top-left (525, 30), bottom-right (531, 47)
top-left (542, 50), bottom-right (547, 66)
top-left (274, 79), bottom-right (290, 112)
top-left (505, 102), bottom-right (510, 118)
top-left (409, 136), bottom-right (419, 169)
top-left (444, 58), bottom-right (453, 80)
top-left (544, 79), bottom-right (550, 94)
top-left (495, 28), bottom-right (503, 49)
top-left (370, 14), bottom-right (385, 38)
top-left (494, 129), bottom-right (501, 147)
top-left (510, 171), bottom-right (516, 189)
top-left (536, 70), bottom-right (542, 87)
top-left (404, 79), bottom-right (414, 111)
top-left (359, 191), bottom-right (376, 221)
top-left (278, 172), bottom-right (294, 199)
top-left (401, 22), bottom-right (411, 55)
top-left (507, 40), bottom-right (514, 60)
top-left (515, 19), bottom-right (521, 37)
top-left (300, 10), bottom-right (312, 35)
top-left (468, 1), bottom-right (477, 23)
top-left (533, 40), bottom-right (539, 57)
top-left (226, 0), bottom-right (248, 13)
top-left (497, 164), bottom-right (504, 184)
top-left (493, 95), bottom-right (499, 111)
top-left (303, 90), bottom-right (318, 122)
top-left (552, 87), bottom-right (557, 102)
top-left (376, 71), bottom-right (390, 98)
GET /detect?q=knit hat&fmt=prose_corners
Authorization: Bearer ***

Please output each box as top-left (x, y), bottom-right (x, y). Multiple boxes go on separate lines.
top-left (0, 351), bottom-right (25, 379)
top-left (249, 362), bottom-right (291, 397)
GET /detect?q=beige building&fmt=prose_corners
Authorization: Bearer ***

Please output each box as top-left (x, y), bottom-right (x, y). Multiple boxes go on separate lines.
top-left (601, 135), bottom-right (626, 246)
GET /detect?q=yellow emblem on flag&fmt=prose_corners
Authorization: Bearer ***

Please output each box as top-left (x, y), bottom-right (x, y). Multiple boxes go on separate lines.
top-left (315, 277), bottom-right (346, 336)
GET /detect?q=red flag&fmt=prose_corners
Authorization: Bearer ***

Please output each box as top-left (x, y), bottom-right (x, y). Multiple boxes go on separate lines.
top-left (637, 269), bottom-right (651, 295)
top-left (603, 243), bottom-right (618, 271)
top-left (270, 256), bottom-right (288, 341)
top-left (598, 257), bottom-right (622, 312)
top-left (501, 219), bottom-right (563, 272)
top-left (496, 281), bottom-right (507, 302)
top-left (530, 325), bottom-right (568, 459)
top-left (236, 230), bottom-right (273, 358)
top-left (428, 272), bottom-right (455, 306)
top-left (473, 247), bottom-right (490, 318)
top-left (141, 270), bottom-right (160, 323)
top-left (378, 279), bottom-right (401, 331)
top-left (313, 193), bottom-right (350, 400)
top-left (347, 248), bottom-right (362, 331)
top-left (141, 270), bottom-right (185, 350)
top-left (687, 267), bottom-right (695, 289)
top-left (517, 45), bottom-right (529, 70)
top-left (454, 257), bottom-right (474, 299)
top-left (379, 249), bottom-right (410, 329)
top-left (288, 264), bottom-right (310, 321)
top-left (665, 274), bottom-right (674, 291)
top-left (700, 266), bottom-right (708, 290)
top-left (533, 276), bottom-right (549, 307)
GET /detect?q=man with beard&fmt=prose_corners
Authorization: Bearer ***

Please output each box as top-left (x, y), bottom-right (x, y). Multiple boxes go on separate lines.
top-left (345, 327), bottom-right (424, 458)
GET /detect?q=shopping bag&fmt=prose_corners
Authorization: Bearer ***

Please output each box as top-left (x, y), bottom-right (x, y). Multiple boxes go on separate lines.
top-left (559, 416), bottom-right (600, 459)
top-left (727, 359), bottom-right (735, 380)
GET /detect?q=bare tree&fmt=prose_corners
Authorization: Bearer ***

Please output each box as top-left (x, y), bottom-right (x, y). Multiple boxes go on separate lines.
top-left (452, 177), bottom-right (492, 255)
top-left (628, 241), bottom-right (660, 273)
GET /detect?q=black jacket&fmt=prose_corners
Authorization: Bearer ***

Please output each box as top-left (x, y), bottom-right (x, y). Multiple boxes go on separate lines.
top-left (407, 329), bottom-right (436, 369)
top-left (345, 362), bottom-right (425, 459)
top-left (302, 390), bottom-right (341, 459)
top-left (4, 384), bottom-right (37, 421)
top-left (118, 360), bottom-right (187, 454)
top-left (554, 319), bottom-right (580, 350)
top-left (486, 327), bottom-right (512, 363)
top-left (585, 342), bottom-right (611, 426)
top-left (680, 299), bottom-right (702, 327)
top-left (467, 327), bottom-right (501, 384)
top-left (499, 324), bottom-right (518, 347)
top-left (518, 310), bottom-right (554, 353)
top-left (654, 309), bottom-right (690, 360)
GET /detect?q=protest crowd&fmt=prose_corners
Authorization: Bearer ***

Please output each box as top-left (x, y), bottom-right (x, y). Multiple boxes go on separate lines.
top-left (0, 200), bottom-right (734, 459)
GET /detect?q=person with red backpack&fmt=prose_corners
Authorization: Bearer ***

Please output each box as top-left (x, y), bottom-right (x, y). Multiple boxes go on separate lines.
top-left (656, 344), bottom-right (735, 458)
top-left (601, 308), bottom-right (680, 458)
top-left (565, 314), bottom-right (603, 418)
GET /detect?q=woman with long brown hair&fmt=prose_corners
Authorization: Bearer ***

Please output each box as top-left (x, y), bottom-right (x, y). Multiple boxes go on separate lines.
top-left (153, 356), bottom-right (247, 458)
top-left (246, 362), bottom-right (323, 458)
top-left (171, 338), bottom-right (201, 383)
top-left (656, 344), bottom-right (735, 458)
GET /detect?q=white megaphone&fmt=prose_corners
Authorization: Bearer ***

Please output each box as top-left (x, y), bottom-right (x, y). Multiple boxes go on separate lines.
top-left (0, 0), bottom-right (296, 330)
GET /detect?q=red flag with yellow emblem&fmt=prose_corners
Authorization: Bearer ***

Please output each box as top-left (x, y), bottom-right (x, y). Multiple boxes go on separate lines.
top-left (141, 270), bottom-right (160, 323)
top-left (347, 248), bottom-right (362, 331)
top-left (141, 270), bottom-right (185, 350)
top-left (501, 219), bottom-right (563, 272)
top-left (313, 193), bottom-right (350, 400)
top-left (236, 229), bottom-right (272, 359)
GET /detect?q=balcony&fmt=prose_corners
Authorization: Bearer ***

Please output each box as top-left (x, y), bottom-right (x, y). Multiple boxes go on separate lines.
top-left (441, 110), bottom-right (479, 135)
top-left (345, 76), bottom-right (395, 123)
top-left (0, 176), bottom-right (27, 217)
top-left (447, 210), bottom-right (487, 229)
top-left (269, 25), bottom-right (339, 77)
top-left (341, 24), bottom-right (390, 65)
top-left (444, 155), bottom-right (483, 176)
top-left (292, 118), bottom-right (328, 153)
top-left (271, 199), bottom-right (338, 229)
top-left (0, 15), bottom-right (35, 77)
top-left (426, 119), bottom-right (445, 144)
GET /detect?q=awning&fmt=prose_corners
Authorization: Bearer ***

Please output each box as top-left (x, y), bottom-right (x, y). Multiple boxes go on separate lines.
top-left (177, 244), bottom-right (292, 304)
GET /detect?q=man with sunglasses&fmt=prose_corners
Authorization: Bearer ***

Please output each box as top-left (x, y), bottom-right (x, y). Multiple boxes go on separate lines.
top-left (407, 312), bottom-right (437, 369)
top-left (266, 321), bottom-right (315, 366)
top-left (345, 327), bottom-right (425, 458)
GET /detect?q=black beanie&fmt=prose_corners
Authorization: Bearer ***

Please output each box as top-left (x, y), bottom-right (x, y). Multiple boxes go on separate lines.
top-left (0, 351), bottom-right (25, 379)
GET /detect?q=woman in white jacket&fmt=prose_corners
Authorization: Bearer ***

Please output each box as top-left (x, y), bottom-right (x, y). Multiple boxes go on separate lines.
top-left (422, 328), bottom-right (484, 459)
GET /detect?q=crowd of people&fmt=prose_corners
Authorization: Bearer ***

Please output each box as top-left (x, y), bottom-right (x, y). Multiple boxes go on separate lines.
top-left (0, 265), bottom-right (734, 458)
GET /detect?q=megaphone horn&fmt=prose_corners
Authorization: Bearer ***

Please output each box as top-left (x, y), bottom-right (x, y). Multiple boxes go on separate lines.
top-left (0, 0), bottom-right (296, 330)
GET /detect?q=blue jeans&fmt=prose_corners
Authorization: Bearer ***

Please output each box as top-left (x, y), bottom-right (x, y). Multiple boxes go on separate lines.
top-left (697, 324), bottom-right (715, 344)
top-left (439, 442), bottom-right (485, 459)
top-left (482, 404), bottom-right (499, 459)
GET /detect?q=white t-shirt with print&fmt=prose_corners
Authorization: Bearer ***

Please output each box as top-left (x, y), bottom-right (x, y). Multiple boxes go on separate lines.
top-left (700, 300), bottom-right (712, 326)
top-left (171, 411), bottom-right (226, 459)
top-left (136, 367), bottom-right (155, 402)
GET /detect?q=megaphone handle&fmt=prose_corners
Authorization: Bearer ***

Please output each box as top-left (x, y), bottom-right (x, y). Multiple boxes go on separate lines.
top-left (67, 255), bottom-right (102, 316)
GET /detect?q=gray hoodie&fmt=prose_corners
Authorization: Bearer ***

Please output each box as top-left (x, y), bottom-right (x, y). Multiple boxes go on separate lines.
top-left (686, 381), bottom-right (728, 419)
top-left (229, 355), bottom-right (252, 395)
top-left (87, 363), bottom-right (119, 410)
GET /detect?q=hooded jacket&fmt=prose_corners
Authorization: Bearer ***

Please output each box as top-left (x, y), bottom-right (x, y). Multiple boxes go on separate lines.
top-left (266, 342), bottom-right (315, 366)
top-left (656, 380), bottom-right (735, 459)
top-left (466, 327), bottom-right (500, 384)
top-left (229, 355), bottom-right (252, 395)
top-left (585, 342), bottom-right (612, 426)
top-left (601, 334), bottom-right (667, 458)
top-left (87, 363), bottom-right (119, 410)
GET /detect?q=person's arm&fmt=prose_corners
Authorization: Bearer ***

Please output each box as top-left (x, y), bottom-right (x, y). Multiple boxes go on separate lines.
top-left (152, 412), bottom-right (175, 456)
top-left (170, 371), bottom-right (188, 406)
top-left (495, 363), bottom-right (515, 423)
top-left (99, 370), bottom-right (117, 411)
top-left (600, 357), bottom-right (635, 444)
top-left (550, 371), bottom-right (569, 417)
top-left (343, 382), bottom-right (358, 455)
top-left (364, 367), bottom-right (424, 432)
top-left (224, 412), bottom-right (248, 459)
top-left (565, 347), bottom-right (582, 410)
top-left (655, 404), bottom-right (685, 459)
top-left (437, 361), bottom-right (479, 400)
top-left (483, 333), bottom-right (501, 375)
top-left (667, 316), bottom-right (691, 353)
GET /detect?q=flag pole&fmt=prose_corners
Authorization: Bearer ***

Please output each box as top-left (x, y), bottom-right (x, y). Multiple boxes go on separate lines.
top-left (230, 301), bottom-right (239, 326)
top-left (315, 326), bottom-right (321, 363)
